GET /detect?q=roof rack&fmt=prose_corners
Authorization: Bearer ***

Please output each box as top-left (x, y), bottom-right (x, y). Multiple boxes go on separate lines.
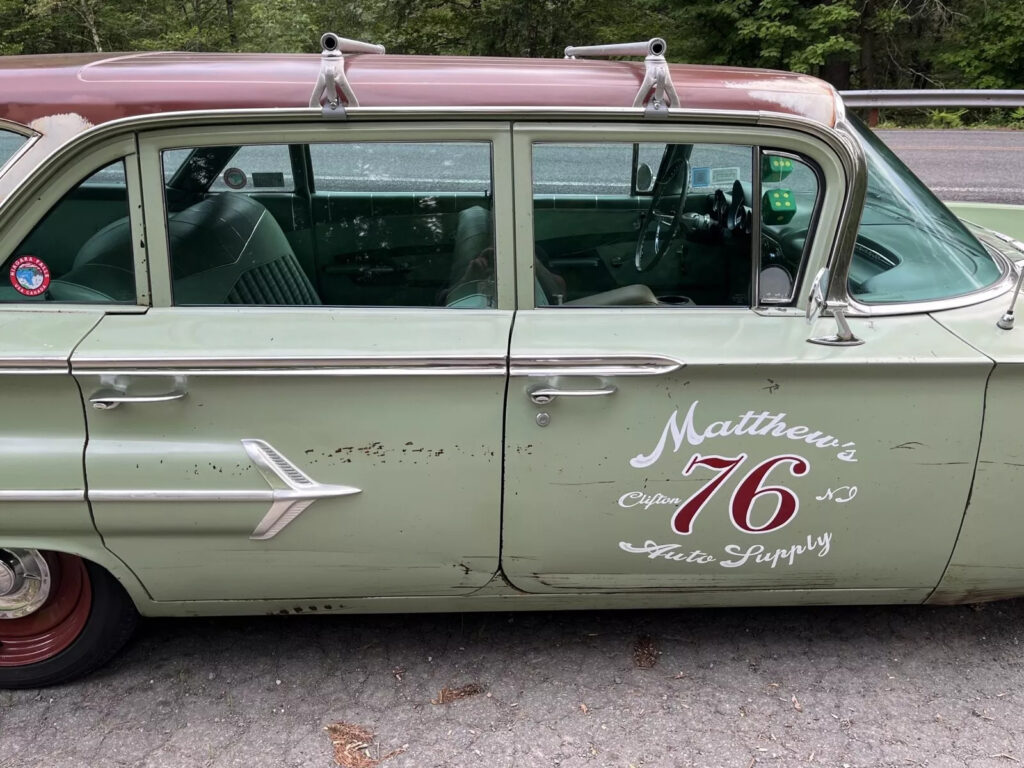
top-left (310, 32), bottom-right (386, 117)
top-left (564, 38), bottom-right (679, 117)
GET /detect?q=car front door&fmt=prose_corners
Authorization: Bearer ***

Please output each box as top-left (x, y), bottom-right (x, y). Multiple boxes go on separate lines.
top-left (72, 123), bottom-right (515, 602)
top-left (501, 124), bottom-right (992, 599)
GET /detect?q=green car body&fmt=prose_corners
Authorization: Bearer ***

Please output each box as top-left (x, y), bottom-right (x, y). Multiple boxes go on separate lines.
top-left (0, 44), bottom-right (1022, 685)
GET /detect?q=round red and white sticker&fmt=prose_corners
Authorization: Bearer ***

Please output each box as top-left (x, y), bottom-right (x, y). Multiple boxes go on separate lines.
top-left (9, 256), bottom-right (50, 296)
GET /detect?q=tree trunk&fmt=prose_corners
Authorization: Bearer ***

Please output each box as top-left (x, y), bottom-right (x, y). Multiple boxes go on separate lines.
top-left (859, 29), bottom-right (875, 89)
top-left (78, 0), bottom-right (102, 52)
top-left (225, 0), bottom-right (237, 48)
top-left (822, 54), bottom-right (851, 90)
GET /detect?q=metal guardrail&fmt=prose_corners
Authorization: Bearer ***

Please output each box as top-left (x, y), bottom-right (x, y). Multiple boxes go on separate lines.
top-left (839, 89), bottom-right (1024, 108)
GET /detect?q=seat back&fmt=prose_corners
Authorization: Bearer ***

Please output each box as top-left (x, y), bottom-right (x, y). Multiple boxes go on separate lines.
top-left (59, 194), bottom-right (320, 306)
top-left (444, 205), bottom-right (494, 307)
top-left (48, 217), bottom-right (136, 302)
top-left (168, 194), bottom-right (320, 306)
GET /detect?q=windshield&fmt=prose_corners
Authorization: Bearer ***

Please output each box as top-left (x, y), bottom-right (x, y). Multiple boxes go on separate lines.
top-left (847, 116), bottom-right (1003, 304)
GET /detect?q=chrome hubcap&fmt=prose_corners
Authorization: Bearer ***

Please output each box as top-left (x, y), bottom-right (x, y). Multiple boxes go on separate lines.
top-left (0, 549), bottom-right (51, 619)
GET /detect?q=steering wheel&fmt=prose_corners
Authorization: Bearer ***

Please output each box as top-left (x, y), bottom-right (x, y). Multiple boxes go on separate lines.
top-left (634, 144), bottom-right (690, 272)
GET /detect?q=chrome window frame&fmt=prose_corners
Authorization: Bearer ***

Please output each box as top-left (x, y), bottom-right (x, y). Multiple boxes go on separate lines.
top-left (0, 120), bottom-right (40, 181)
top-left (136, 121), bottom-right (515, 310)
top-left (0, 134), bottom-right (149, 310)
top-left (755, 148), bottom-right (827, 308)
top-left (512, 121), bottom-right (849, 311)
top-left (829, 99), bottom-right (1017, 317)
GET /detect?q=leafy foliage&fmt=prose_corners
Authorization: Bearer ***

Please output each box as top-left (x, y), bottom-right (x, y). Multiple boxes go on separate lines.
top-left (1, 0), bottom-right (1020, 99)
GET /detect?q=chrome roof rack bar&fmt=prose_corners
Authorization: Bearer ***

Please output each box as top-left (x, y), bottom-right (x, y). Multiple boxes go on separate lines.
top-left (310, 32), bottom-right (386, 118)
top-left (564, 38), bottom-right (678, 117)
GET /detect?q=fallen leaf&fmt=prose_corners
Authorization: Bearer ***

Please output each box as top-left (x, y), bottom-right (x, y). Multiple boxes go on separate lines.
top-left (579, 703), bottom-right (589, 715)
top-left (633, 635), bottom-right (659, 668)
top-left (324, 722), bottom-right (406, 768)
top-left (432, 683), bottom-right (484, 704)
top-left (791, 694), bottom-right (803, 712)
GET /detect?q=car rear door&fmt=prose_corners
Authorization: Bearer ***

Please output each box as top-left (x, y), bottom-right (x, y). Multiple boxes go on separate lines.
top-left (72, 122), bottom-right (516, 602)
top-left (0, 137), bottom-right (145, 564)
top-left (501, 123), bottom-right (992, 600)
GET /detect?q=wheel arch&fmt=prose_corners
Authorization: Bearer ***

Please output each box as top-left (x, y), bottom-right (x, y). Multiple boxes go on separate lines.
top-left (0, 537), bottom-right (153, 611)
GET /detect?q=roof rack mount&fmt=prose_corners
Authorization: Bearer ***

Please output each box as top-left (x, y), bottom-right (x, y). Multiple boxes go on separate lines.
top-left (309, 32), bottom-right (386, 117)
top-left (564, 37), bottom-right (678, 117)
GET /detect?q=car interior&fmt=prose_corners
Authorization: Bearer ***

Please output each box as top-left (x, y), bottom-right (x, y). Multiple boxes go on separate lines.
top-left (0, 141), bottom-right (822, 309)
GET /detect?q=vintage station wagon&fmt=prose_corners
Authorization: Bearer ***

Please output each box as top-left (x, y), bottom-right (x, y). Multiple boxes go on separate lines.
top-left (2, 35), bottom-right (1024, 688)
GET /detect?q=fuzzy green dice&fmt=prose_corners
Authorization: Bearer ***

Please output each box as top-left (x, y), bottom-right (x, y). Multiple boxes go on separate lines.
top-left (763, 188), bottom-right (797, 224)
top-left (762, 154), bottom-right (795, 182)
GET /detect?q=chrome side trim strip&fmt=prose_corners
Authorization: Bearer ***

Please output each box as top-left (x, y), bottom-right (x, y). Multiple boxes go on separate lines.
top-left (511, 354), bottom-right (684, 377)
top-left (87, 439), bottom-right (361, 541)
top-left (0, 368), bottom-right (68, 376)
top-left (0, 357), bottom-right (67, 370)
top-left (74, 355), bottom-right (507, 377)
top-left (0, 490), bottom-right (84, 502)
top-left (78, 367), bottom-right (505, 377)
top-left (87, 487), bottom-right (355, 504)
top-left (89, 489), bottom-right (272, 502)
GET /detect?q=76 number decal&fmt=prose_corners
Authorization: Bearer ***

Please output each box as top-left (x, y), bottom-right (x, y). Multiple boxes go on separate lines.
top-left (673, 453), bottom-right (810, 536)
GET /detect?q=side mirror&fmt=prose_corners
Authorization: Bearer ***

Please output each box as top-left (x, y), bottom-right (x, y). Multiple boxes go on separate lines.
top-left (635, 162), bottom-right (654, 193)
top-left (806, 267), bottom-right (828, 322)
top-left (805, 266), bottom-right (864, 347)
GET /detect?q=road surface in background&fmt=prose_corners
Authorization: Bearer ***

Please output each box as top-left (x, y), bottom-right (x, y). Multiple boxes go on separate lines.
top-left (878, 129), bottom-right (1024, 204)
top-left (2, 130), bottom-right (1024, 768)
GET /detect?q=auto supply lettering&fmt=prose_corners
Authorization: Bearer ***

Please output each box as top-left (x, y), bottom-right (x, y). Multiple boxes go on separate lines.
top-left (617, 532), bottom-right (832, 569)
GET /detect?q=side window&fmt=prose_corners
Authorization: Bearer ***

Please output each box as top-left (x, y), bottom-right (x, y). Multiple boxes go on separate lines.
top-left (531, 142), bottom-right (820, 308)
top-left (1, 160), bottom-right (135, 303)
top-left (162, 141), bottom-right (495, 308)
top-left (0, 129), bottom-right (29, 171)
top-left (758, 152), bottom-right (820, 305)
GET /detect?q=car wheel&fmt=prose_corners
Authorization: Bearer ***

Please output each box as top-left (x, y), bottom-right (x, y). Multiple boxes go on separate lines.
top-left (0, 550), bottom-right (138, 688)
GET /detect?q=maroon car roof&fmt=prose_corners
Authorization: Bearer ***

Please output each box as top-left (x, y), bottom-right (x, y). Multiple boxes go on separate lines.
top-left (0, 52), bottom-right (838, 130)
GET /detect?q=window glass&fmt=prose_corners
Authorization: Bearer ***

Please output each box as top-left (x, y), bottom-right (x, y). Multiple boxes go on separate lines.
top-left (759, 152), bottom-right (820, 304)
top-left (533, 142), bottom-right (820, 308)
top-left (210, 144), bottom-right (293, 192)
top-left (162, 148), bottom-right (192, 179)
top-left (1, 160), bottom-right (135, 303)
top-left (0, 129), bottom-right (28, 170)
top-left (848, 117), bottom-right (1002, 304)
top-left (163, 142), bottom-right (495, 308)
top-left (309, 142), bottom-right (490, 193)
top-left (81, 162), bottom-right (126, 187)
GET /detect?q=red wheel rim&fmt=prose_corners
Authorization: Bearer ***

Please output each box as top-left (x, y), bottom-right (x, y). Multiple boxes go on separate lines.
top-left (0, 553), bottom-right (91, 666)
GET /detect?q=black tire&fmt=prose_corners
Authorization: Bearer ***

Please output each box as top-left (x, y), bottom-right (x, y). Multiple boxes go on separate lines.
top-left (0, 559), bottom-right (139, 689)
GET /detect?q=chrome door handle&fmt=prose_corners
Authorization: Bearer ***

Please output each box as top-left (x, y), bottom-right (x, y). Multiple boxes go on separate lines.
top-left (528, 385), bottom-right (617, 405)
top-left (90, 390), bottom-right (188, 410)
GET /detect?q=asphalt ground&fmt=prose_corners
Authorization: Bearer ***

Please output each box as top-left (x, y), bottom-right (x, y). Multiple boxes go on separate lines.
top-left (877, 129), bottom-right (1024, 204)
top-left (2, 130), bottom-right (1024, 768)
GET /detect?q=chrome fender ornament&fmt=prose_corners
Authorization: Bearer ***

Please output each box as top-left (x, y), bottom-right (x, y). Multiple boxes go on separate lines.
top-left (242, 439), bottom-right (361, 540)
